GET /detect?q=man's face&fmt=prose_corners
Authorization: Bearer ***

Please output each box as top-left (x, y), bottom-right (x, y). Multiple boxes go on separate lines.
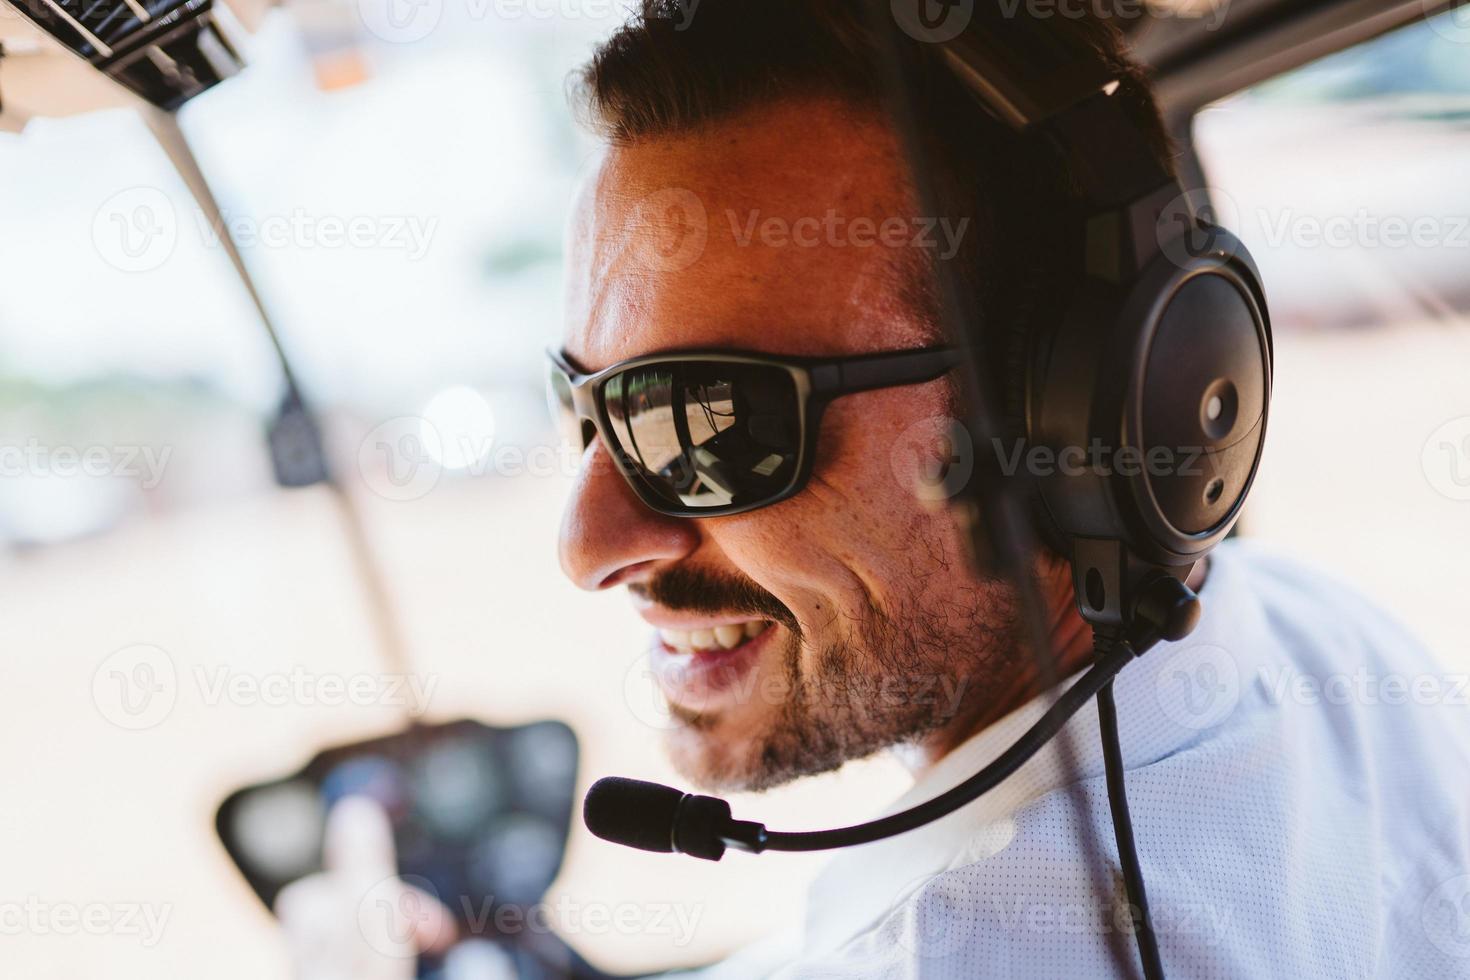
top-left (558, 99), bottom-right (1034, 792)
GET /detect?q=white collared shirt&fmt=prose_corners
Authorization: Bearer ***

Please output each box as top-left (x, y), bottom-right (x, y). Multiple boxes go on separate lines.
top-left (695, 542), bottom-right (1470, 978)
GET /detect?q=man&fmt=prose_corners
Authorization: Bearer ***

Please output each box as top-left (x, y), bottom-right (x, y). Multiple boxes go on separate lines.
top-left (285, 2), bottom-right (1470, 976)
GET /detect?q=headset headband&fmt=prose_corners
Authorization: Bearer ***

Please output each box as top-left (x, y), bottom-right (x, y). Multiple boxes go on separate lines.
top-left (934, 10), bottom-right (1174, 208)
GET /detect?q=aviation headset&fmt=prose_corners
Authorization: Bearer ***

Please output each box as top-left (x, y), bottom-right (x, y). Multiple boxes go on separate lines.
top-left (586, 5), bottom-right (1273, 980)
top-left (915, 5), bottom-right (1274, 634)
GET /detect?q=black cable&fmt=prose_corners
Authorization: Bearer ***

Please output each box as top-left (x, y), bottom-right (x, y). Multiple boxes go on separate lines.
top-left (1096, 677), bottom-right (1166, 980)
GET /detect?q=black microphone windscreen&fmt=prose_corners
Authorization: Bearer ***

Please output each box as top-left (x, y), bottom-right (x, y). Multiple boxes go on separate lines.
top-left (583, 776), bottom-right (684, 853)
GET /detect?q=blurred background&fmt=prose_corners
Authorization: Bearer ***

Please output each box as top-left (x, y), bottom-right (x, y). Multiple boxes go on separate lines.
top-left (0, 1), bottom-right (1466, 976)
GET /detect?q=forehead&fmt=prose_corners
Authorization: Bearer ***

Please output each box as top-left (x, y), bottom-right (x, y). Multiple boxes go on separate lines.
top-left (563, 99), bottom-right (934, 373)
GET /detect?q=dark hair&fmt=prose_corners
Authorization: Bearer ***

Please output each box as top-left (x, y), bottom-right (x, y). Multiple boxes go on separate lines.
top-left (572, 0), bottom-right (1175, 418)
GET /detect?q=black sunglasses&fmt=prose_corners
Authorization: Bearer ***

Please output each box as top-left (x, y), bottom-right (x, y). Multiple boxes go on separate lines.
top-left (546, 346), bottom-right (961, 518)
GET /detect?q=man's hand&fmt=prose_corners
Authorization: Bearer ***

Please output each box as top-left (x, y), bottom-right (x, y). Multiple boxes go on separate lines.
top-left (274, 796), bottom-right (459, 980)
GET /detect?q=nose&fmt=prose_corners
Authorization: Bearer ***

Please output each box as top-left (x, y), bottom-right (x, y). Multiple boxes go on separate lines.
top-left (558, 439), bottom-right (700, 591)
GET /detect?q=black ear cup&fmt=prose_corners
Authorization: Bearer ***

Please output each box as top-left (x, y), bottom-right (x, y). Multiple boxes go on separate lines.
top-left (1137, 264), bottom-right (1269, 541)
top-left (1025, 218), bottom-right (1272, 626)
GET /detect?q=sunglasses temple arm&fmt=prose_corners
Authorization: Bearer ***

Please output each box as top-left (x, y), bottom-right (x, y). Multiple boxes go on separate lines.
top-left (811, 348), bottom-right (965, 397)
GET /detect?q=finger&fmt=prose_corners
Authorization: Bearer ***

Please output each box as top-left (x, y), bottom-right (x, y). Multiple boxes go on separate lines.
top-left (322, 795), bottom-right (397, 881)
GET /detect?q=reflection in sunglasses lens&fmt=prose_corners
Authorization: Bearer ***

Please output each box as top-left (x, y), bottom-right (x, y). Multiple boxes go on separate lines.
top-left (604, 362), bottom-right (800, 509)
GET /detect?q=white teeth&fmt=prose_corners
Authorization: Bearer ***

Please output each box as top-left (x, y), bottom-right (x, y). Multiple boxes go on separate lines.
top-left (658, 621), bottom-right (771, 653)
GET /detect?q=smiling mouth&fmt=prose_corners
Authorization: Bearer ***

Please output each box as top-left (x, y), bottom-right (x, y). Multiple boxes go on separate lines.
top-left (657, 619), bottom-right (773, 655)
top-left (649, 618), bottom-right (777, 706)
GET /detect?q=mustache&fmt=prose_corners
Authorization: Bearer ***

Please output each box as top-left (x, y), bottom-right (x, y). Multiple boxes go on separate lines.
top-left (630, 566), bottom-right (799, 634)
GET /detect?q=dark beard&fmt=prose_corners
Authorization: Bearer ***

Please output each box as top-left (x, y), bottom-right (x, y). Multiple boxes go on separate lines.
top-left (641, 565), bottom-right (1024, 793)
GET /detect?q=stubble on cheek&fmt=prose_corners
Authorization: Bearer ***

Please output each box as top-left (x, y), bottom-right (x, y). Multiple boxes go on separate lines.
top-left (661, 581), bottom-right (1022, 793)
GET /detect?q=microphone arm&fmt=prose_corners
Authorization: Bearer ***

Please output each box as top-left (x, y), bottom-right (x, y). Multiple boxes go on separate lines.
top-left (751, 637), bottom-right (1137, 854)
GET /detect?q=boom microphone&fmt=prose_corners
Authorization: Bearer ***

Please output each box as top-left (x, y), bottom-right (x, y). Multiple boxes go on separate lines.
top-left (583, 777), bottom-right (684, 853)
top-left (583, 776), bottom-right (766, 861)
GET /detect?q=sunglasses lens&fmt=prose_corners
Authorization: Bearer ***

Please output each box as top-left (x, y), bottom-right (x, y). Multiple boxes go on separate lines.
top-left (545, 365), bottom-right (589, 451)
top-left (603, 361), bottom-right (801, 511)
